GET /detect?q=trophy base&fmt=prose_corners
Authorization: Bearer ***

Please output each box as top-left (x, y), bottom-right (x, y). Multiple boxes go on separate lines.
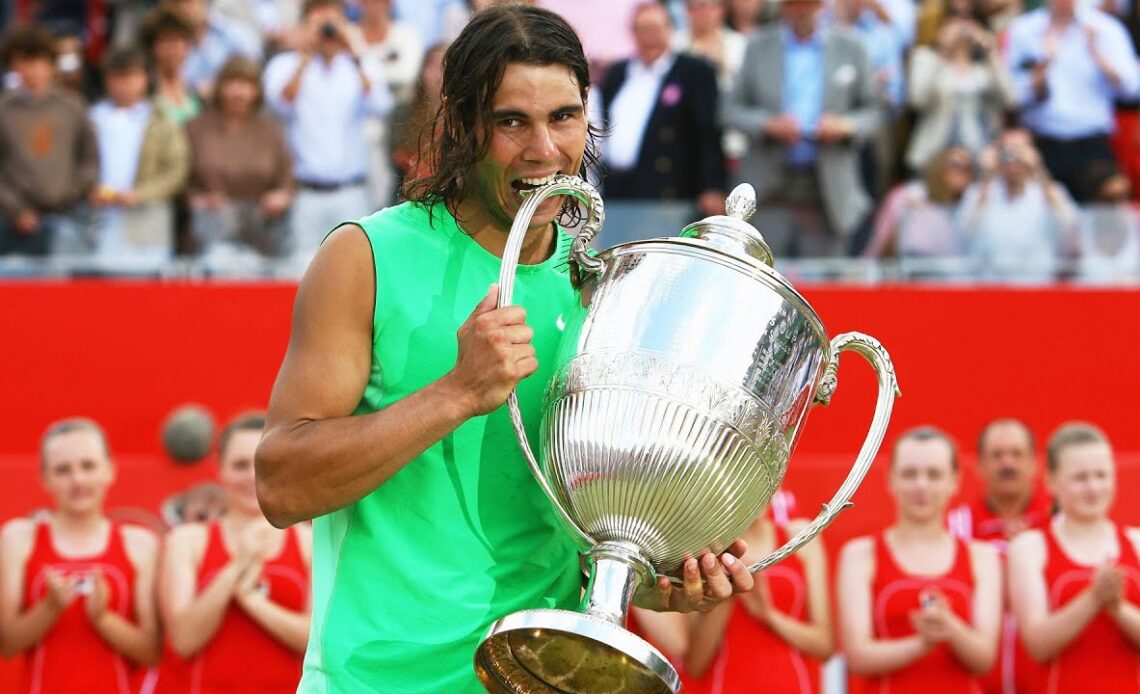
top-left (474, 608), bottom-right (680, 694)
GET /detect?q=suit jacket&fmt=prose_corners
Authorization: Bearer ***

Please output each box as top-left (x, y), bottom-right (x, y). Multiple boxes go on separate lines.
top-left (599, 53), bottom-right (726, 201)
top-left (722, 25), bottom-right (880, 237)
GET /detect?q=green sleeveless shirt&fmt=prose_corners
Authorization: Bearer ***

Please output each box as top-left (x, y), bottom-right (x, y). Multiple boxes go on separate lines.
top-left (299, 201), bottom-right (583, 693)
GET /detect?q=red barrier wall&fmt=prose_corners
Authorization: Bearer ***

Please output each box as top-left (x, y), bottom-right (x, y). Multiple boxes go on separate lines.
top-left (2, 281), bottom-right (1139, 536)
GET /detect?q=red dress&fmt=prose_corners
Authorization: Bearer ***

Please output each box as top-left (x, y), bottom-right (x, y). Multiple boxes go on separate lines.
top-left (867, 532), bottom-right (981, 694)
top-left (19, 520), bottom-right (139, 694)
top-left (685, 520), bottom-right (820, 694)
top-left (1039, 523), bottom-right (1140, 694)
top-left (156, 522), bottom-right (308, 694)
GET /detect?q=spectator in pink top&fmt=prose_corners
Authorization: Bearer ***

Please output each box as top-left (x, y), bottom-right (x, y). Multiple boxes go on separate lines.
top-left (863, 146), bottom-right (973, 259)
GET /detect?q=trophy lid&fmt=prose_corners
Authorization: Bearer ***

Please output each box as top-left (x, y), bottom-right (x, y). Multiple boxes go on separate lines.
top-left (679, 184), bottom-right (774, 267)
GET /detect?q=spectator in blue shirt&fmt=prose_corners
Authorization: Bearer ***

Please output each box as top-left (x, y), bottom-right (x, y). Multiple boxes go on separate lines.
top-left (1006, 0), bottom-right (1140, 202)
top-left (263, 0), bottom-right (393, 260)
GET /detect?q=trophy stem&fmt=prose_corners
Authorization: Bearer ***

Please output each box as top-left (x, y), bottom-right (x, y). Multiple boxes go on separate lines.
top-left (581, 541), bottom-right (655, 626)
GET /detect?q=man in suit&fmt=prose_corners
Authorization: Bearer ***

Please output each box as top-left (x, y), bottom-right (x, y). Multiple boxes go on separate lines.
top-left (723, 0), bottom-right (880, 257)
top-left (595, 1), bottom-right (726, 246)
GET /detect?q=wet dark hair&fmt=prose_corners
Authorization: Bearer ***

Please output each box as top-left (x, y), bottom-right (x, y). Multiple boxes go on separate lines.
top-left (1, 24), bottom-right (58, 65)
top-left (402, 5), bottom-right (601, 227)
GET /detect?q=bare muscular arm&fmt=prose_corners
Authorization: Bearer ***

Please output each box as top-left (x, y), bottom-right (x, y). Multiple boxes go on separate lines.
top-left (255, 225), bottom-right (538, 527)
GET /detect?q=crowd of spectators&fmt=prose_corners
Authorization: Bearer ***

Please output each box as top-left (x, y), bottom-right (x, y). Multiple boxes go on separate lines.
top-left (0, 0), bottom-right (1139, 281)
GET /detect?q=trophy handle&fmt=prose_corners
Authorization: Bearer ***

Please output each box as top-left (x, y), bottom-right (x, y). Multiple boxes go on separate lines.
top-left (746, 332), bottom-right (900, 574)
top-left (496, 174), bottom-right (605, 550)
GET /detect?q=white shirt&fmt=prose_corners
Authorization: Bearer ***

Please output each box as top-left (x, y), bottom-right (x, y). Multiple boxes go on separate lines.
top-left (263, 50), bottom-right (393, 184)
top-left (90, 100), bottom-right (151, 191)
top-left (603, 53), bottom-right (676, 171)
top-left (1006, 8), bottom-right (1140, 138)
top-left (957, 177), bottom-right (1077, 282)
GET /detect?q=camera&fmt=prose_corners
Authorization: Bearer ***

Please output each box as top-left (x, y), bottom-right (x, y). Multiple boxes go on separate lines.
top-left (320, 22), bottom-right (338, 39)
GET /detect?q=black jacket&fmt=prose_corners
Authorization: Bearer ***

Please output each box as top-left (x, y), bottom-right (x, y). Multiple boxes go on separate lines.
top-left (599, 53), bottom-right (726, 200)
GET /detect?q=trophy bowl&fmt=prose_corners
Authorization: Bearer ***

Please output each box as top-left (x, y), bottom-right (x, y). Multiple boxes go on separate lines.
top-left (474, 176), bottom-right (900, 693)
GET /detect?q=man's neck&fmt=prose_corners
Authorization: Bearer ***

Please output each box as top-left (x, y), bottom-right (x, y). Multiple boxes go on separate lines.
top-left (451, 197), bottom-right (557, 265)
top-left (986, 488), bottom-right (1033, 519)
top-left (637, 50), bottom-right (668, 68)
top-left (790, 24), bottom-right (816, 42)
top-left (316, 47), bottom-right (342, 64)
top-left (157, 68), bottom-right (183, 86)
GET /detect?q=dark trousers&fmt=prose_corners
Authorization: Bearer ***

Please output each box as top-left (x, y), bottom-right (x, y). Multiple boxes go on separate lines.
top-left (1033, 133), bottom-right (1118, 203)
top-left (0, 218), bottom-right (51, 256)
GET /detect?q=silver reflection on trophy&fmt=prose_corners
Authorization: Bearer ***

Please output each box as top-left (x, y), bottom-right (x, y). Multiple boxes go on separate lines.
top-left (475, 176), bottom-right (900, 693)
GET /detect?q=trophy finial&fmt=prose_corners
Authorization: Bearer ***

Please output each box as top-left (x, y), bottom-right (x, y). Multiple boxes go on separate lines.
top-left (725, 184), bottom-right (756, 223)
top-left (680, 182), bottom-right (773, 266)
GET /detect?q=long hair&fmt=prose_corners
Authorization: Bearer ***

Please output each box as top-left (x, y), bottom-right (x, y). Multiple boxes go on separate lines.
top-left (402, 5), bottom-right (602, 227)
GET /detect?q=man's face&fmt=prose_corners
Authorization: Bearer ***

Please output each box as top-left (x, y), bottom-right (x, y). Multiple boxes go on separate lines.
top-left (779, 0), bottom-right (822, 32)
top-left (461, 62), bottom-right (587, 236)
top-left (106, 68), bottom-right (148, 108)
top-left (12, 54), bottom-right (55, 94)
top-left (632, 6), bottom-right (672, 64)
top-left (42, 430), bottom-right (115, 515)
top-left (978, 422), bottom-right (1037, 501)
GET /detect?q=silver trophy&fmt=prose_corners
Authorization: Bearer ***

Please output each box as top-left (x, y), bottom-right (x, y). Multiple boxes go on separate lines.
top-left (474, 176), bottom-right (900, 693)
